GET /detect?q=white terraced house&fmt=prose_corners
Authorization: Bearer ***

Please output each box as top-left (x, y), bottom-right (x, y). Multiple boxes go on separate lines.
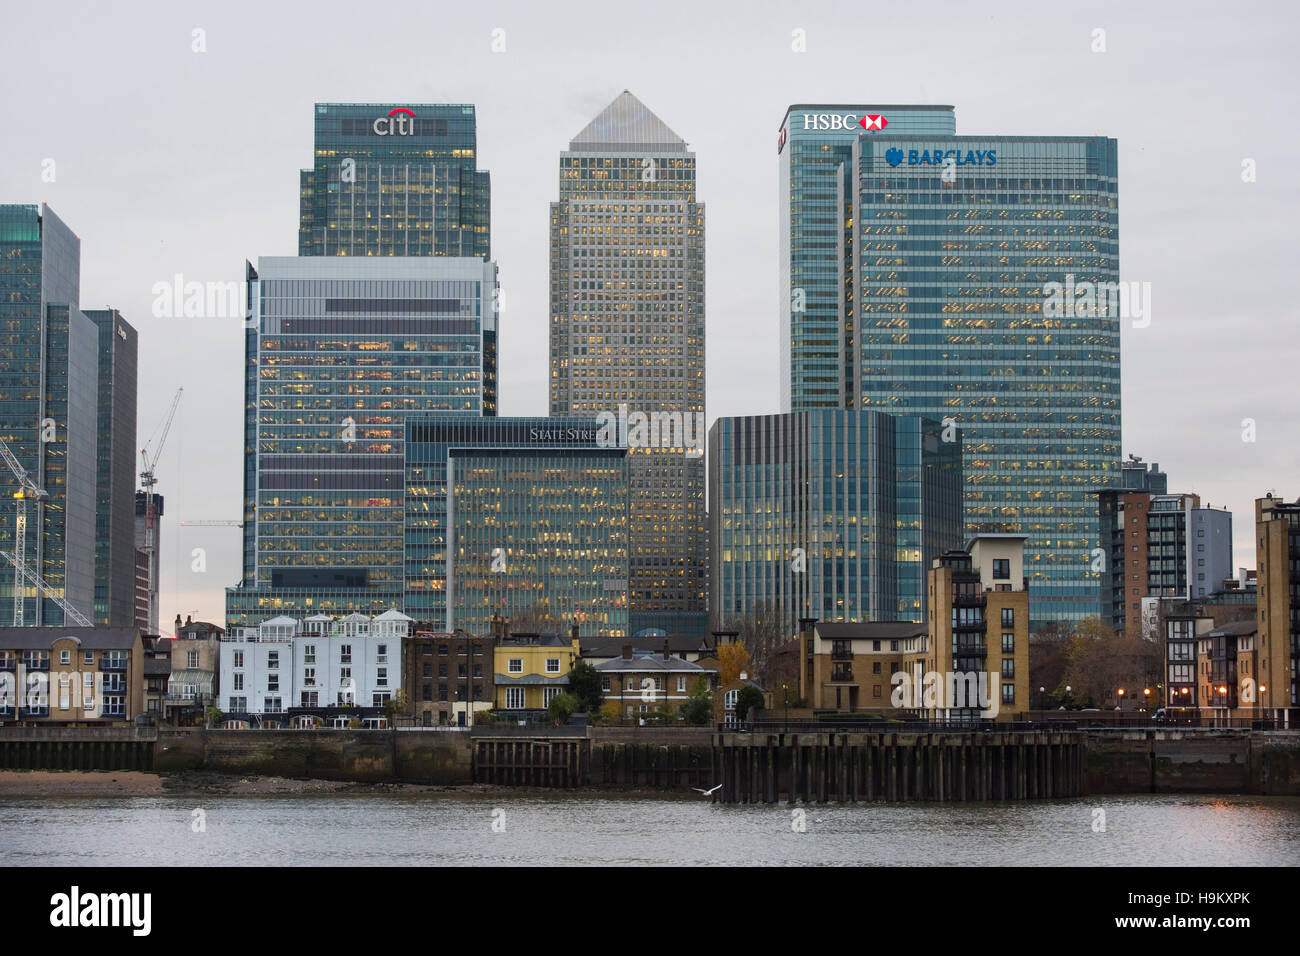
top-left (218, 609), bottom-right (410, 728)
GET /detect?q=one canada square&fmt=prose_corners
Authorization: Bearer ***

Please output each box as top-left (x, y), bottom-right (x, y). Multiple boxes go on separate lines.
top-left (549, 92), bottom-right (706, 635)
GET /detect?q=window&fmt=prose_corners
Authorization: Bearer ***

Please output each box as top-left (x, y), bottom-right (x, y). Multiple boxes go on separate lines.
top-left (376, 668), bottom-right (388, 687)
top-left (372, 692), bottom-right (391, 707)
top-left (267, 674), bottom-right (279, 692)
top-left (505, 687), bottom-right (525, 709)
top-left (301, 691), bottom-right (318, 707)
top-left (83, 651), bottom-right (93, 666)
top-left (508, 658), bottom-right (523, 674)
top-left (1001, 684), bottom-right (1015, 704)
top-left (872, 640), bottom-right (881, 651)
top-left (601, 676), bottom-right (611, 692)
top-left (438, 662), bottom-right (447, 677)
top-left (229, 696), bottom-right (247, 711)
top-left (872, 662), bottom-right (881, 674)
top-left (422, 684), bottom-right (433, 702)
top-left (264, 697), bottom-right (282, 713)
top-left (872, 685), bottom-right (881, 699)
top-left (267, 651), bottom-right (279, 669)
top-left (303, 645), bottom-right (316, 665)
top-left (1001, 659), bottom-right (1015, 679)
top-left (1001, 608), bottom-right (1014, 627)
top-left (377, 644), bottom-right (388, 663)
top-left (233, 651), bottom-right (244, 668)
top-left (890, 640), bottom-right (899, 652)
top-left (992, 558), bottom-right (1010, 580)
top-left (438, 644), bottom-right (448, 656)
top-left (1002, 633), bottom-right (1014, 653)
top-left (546, 658), bottom-right (560, 674)
top-left (543, 687), bottom-right (562, 706)
top-left (303, 668), bottom-right (316, 686)
top-left (59, 650), bottom-right (71, 665)
top-left (438, 684), bottom-right (448, 701)
top-left (233, 673), bottom-right (244, 691)
top-left (341, 645), bottom-right (352, 664)
top-left (422, 663), bottom-right (432, 678)
top-left (677, 677), bottom-right (686, 693)
top-left (188, 650), bottom-right (200, 668)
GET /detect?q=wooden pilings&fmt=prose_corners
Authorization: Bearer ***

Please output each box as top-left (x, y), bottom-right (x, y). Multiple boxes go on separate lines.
top-left (0, 738), bottom-right (154, 771)
top-left (713, 732), bottom-right (1083, 804)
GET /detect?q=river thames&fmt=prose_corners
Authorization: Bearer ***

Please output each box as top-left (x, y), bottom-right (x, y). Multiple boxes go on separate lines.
top-left (2, 792), bottom-right (1298, 866)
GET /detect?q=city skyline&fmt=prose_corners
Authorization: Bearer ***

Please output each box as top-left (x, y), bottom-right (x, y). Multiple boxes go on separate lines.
top-left (0, 1), bottom-right (1295, 626)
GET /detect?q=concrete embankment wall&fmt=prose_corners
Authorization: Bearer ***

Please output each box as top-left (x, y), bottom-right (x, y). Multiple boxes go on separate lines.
top-left (1081, 731), bottom-right (1300, 795)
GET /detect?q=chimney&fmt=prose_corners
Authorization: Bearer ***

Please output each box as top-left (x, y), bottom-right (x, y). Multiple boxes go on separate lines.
top-left (663, 639), bottom-right (671, 661)
top-left (571, 622), bottom-right (579, 642)
top-left (622, 641), bottom-right (632, 661)
top-left (174, 613), bottom-right (182, 639)
top-left (185, 614), bottom-right (192, 626)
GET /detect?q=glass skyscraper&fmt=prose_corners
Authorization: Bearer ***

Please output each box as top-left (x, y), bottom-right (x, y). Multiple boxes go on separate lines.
top-left (549, 91), bottom-right (706, 635)
top-left (778, 106), bottom-right (1121, 626)
top-left (0, 204), bottom-right (102, 626)
top-left (709, 410), bottom-right (964, 637)
top-left (299, 103), bottom-right (490, 259)
top-left (225, 257), bottom-right (498, 627)
top-left (405, 417), bottom-right (630, 637)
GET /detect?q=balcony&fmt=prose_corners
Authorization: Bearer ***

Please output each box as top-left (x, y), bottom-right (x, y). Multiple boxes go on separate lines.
top-left (829, 648), bottom-right (854, 661)
top-left (953, 593), bottom-right (987, 607)
top-left (21, 657), bottom-right (49, 671)
top-left (100, 657), bottom-right (127, 672)
top-left (830, 666), bottom-right (854, 683)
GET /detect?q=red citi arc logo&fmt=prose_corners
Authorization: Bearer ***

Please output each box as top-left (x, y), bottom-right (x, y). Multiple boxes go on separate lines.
top-left (373, 108), bottom-right (416, 136)
top-left (859, 114), bottom-right (888, 131)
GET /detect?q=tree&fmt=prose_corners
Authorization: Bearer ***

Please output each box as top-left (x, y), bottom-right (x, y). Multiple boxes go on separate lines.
top-left (507, 602), bottom-right (562, 635)
top-left (717, 641), bottom-right (751, 685)
top-left (384, 690), bottom-right (410, 724)
top-left (735, 685), bottom-right (765, 722)
top-left (567, 660), bottom-right (603, 712)
top-left (1061, 615), bottom-right (1164, 708)
top-left (205, 706), bottom-right (223, 729)
top-left (718, 602), bottom-right (788, 684)
top-left (1029, 620), bottom-right (1074, 709)
top-left (547, 692), bottom-right (579, 725)
top-left (681, 678), bottom-right (713, 726)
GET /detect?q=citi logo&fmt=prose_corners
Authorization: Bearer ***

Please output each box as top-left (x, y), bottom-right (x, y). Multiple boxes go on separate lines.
top-left (373, 108), bottom-right (416, 136)
top-left (49, 886), bottom-right (151, 936)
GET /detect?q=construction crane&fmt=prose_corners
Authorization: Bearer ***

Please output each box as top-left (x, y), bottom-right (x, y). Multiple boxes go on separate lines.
top-left (0, 436), bottom-right (49, 625)
top-left (139, 387), bottom-right (183, 625)
top-left (0, 551), bottom-right (92, 627)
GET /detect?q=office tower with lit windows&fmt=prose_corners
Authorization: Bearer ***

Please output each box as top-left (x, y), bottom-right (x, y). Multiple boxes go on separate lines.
top-left (549, 91), bottom-right (706, 636)
top-left (224, 256), bottom-right (499, 628)
top-left (709, 410), bottom-right (964, 637)
top-left (404, 416), bottom-right (630, 638)
top-left (777, 105), bottom-right (1121, 627)
top-left (298, 103), bottom-right (491, 259)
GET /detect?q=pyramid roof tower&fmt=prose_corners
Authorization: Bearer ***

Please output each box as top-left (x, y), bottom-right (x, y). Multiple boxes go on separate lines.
top-left (569, 91), bottom-right (688, 153)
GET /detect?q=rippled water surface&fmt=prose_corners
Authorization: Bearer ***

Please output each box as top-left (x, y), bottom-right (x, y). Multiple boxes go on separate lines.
top-left (3, 793), bottom-right (1297, 866)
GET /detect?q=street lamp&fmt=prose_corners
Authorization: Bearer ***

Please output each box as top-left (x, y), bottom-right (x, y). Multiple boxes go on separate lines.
top-left (1117, 687), bottom-right (1125, 711)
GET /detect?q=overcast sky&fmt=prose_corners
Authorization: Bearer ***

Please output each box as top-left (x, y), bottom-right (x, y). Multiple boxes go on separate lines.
top-left (1, 0), bottom-right (1296, 628)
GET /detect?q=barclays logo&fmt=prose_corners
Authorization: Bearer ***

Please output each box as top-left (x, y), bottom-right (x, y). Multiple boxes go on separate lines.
top-left (884, 146), bottom-right (998, 168)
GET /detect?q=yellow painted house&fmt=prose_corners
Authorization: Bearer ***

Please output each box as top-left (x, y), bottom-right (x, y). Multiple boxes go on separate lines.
top-left (493, 632), bottom-right (581, 714)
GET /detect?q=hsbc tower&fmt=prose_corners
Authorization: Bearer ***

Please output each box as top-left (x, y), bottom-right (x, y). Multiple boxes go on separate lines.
top-left (777, 104), bottom-right (1121, 627)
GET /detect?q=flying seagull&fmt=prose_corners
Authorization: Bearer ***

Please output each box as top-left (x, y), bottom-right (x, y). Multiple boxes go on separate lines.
top-left (692, 784), bottom-right (723, 796)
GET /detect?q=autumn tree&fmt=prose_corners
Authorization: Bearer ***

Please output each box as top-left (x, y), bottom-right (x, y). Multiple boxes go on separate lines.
top-left (1061, 615), bottom-right (1164, 708)
top-left (716, 641), bottom-right (752, 685)
top-left (718, 602), bottom-right (788, 684)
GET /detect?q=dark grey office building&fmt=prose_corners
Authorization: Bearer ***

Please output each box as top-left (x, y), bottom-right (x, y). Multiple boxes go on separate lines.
top-left (86, 310), bottom-right (138, 627)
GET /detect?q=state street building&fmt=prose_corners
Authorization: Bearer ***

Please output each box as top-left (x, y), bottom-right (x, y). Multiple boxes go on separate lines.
top-left (404, 417), bottom-right (630, 638)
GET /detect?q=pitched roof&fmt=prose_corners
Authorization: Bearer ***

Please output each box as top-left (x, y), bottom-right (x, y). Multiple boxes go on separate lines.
top-left (580, 635), bottom-right (709, 657)
top-left (813, 621), bottom-right (927, 640)
top-left (1208, 619), bottom-right (1257, 637)
top-left (595, 653), bottom-right (717, 674)
top-left (570, 91), bottom-right (687, 152)
top-left (0, 627), bottom-right (140, 650)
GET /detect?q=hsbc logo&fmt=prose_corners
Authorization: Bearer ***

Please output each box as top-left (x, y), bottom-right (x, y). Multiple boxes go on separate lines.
top-left (800, 113), bottom-right (889, 131)
top-left (373, 108), bottom-right (416, 136)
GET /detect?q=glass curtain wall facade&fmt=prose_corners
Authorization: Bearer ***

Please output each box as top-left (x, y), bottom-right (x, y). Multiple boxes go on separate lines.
top-left (549, 91), bottom-right (706, 635)
top-left (0, 204), bottom-right (99, 625)
top-left (299, 103), bottom-right (490, 260)
top-left (225, 257), bottom-right (498, 627)
top-left (778, 107), bottom-right (1122, 627)
top-left (778, 106), bottom-right (957, 413)
top-left (86, 309), bottom-right (138, 627)
top-left (405, 417), bottom-right (630, 637)
top-left (708, 410), bottom-right (963, 637)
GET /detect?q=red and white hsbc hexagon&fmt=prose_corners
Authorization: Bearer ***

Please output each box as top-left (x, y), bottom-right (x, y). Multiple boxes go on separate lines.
top-left (800, 113), bottom-right (889, 131)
